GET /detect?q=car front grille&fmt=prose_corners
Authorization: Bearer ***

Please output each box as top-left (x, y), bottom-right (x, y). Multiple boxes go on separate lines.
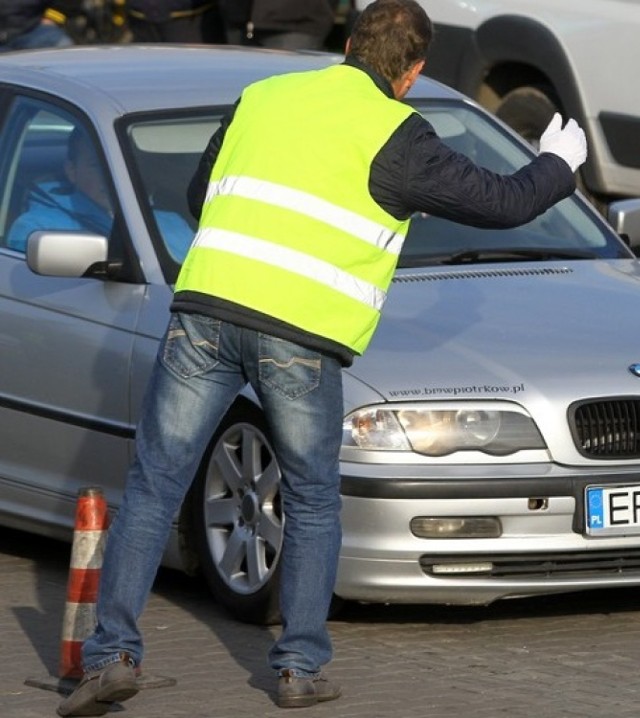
top-left (420, 549), bottom-right (640, 579)
top-left (571, 398), bottom-right (640, 458)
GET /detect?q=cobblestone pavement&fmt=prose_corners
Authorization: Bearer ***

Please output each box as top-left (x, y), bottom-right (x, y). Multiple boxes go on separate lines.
top-left (3, 525), bottom-right (640, 718)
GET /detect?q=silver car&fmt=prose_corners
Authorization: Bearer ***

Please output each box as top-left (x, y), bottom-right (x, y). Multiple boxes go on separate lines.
top-left (2, 45), bottom-right (640, 625)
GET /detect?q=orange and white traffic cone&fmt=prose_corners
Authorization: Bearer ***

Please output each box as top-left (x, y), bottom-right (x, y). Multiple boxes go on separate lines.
top-left (59, 486), bottom-right (110, 679)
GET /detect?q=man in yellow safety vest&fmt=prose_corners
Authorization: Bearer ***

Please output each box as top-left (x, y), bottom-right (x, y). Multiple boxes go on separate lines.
top-left (59, 0), bottom-right (586, 714)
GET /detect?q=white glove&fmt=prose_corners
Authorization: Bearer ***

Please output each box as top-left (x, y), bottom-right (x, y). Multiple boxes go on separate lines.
top-left (539, 112), bottom-right (587, 173)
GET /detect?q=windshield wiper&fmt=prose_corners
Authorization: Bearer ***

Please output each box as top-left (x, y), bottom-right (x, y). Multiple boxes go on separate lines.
top-left (429, 247), bottom-right (599, 265)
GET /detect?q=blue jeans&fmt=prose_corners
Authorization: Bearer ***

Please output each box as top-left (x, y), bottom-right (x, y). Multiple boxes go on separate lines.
top-left (0, 22), bottom-right (73, 51)
top-left (82, 313), bottom-right (344, 676)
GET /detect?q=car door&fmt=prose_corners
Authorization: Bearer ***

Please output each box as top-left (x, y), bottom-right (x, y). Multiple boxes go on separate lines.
top-left (0, 95), bottom-right (144, 534)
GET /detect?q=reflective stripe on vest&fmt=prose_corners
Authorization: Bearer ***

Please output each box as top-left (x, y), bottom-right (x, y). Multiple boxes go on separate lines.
top-left (205, 176), bottom-right (405, 256)
top-left (194, 226), bottom-right (387, 309)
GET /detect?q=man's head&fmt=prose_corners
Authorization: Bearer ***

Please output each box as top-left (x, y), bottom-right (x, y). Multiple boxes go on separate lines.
top-left (65, 127), bottom-right (112, 212)
top-left (346, 0), bottom-right (433, 99)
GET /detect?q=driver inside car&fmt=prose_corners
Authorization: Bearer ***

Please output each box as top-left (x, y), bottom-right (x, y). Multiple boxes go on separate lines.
top-left (7, 126), bottom-right (194, 262)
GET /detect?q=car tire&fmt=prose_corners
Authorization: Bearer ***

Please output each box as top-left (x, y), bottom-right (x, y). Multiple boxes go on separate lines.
top-left (495, 84), bottom-right (601, 210)
top-left (495, 85), bottom-right (557, 149)
top-left (188, 400), bottom-right (284, 625)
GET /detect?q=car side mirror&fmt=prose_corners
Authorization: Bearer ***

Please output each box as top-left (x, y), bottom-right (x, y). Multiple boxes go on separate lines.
top-left (607, 198), bottom-right (640, 255)
top-left (26, 230), bottom-right (119, 278)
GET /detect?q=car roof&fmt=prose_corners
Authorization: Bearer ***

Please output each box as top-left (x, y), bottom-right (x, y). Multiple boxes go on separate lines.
top-left (0, 44), bottom-right (461, 114)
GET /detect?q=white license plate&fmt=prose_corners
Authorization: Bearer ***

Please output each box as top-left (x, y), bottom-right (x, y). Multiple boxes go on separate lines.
top-left (586, 484), bottom-right (640, 536)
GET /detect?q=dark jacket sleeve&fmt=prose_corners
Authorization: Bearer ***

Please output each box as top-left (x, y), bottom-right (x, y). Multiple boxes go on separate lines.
top-left (187, 100), bottom-right (239, 221)
top-left (370, 113), bottom-right (576, 228)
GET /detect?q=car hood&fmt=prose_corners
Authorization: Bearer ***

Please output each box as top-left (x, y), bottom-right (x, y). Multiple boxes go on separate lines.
top-left (347, 259), bottom-right (640, 407)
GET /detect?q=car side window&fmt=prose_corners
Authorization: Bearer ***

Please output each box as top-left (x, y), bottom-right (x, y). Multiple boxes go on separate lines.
top-left (124, 116), bottom-right (218, 268)
top-left (0, 98), bottom-right (114, 253)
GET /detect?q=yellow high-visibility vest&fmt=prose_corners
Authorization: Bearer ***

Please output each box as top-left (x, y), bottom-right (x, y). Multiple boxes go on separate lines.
top-left (175, 64), bottom-right (415, 355)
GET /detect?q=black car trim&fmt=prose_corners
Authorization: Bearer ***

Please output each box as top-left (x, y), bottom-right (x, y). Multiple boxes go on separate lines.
top-left (340, 473), bottom-right (640, 535)
top-left (569, 396), bottom-right (640, 459)
top-left (340, 475), bottom-right (574, 500)
top-left (0, 393), bottom-right (134, 439)
top-left (419, 549), bottom-right (640, 578)
top-left (599, 112), bottom-right (640, 170)
top-left (476, 16), bottom-right (582, 117)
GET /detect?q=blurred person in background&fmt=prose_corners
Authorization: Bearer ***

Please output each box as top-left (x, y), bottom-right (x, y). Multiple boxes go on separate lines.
top-left (126, 0), bottom-right (226, 43)
top-left (220, 0), bottom-right (339, 50)
top-left (0, 1), bottom-right (77, 51)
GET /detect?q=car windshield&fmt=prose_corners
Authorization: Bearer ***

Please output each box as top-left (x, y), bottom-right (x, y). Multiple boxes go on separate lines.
top-left (402, 101), bottom-right (628, 266)
top-left (122, 101), bottom-right (628, 277)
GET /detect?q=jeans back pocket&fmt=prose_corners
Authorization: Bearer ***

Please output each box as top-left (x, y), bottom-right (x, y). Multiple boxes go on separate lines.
top-left (258, 334), bottom-right (321, 400)
top-left (161, 313), bottom-right (221, 379)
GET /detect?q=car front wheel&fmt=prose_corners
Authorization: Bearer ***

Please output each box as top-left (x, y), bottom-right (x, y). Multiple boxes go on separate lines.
top-left (188, 400), bottom-right (284, 625)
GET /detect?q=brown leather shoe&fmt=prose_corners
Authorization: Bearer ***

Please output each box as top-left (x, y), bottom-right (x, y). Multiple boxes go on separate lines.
top-left (57, 653), bottom-right (139, 717)
top-left (277, 669), bottom-right (341, 708)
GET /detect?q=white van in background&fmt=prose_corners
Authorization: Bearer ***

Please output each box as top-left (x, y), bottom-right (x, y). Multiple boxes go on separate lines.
top-left (356, 0), bottom-right (640, 210)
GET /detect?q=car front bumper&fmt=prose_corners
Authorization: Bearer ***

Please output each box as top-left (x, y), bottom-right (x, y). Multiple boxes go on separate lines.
top-left (336, 462), bottom-right (640, 604)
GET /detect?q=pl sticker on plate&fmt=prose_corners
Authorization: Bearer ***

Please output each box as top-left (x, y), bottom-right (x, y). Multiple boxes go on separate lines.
top-left (586, 484), bottom-right (640, 536)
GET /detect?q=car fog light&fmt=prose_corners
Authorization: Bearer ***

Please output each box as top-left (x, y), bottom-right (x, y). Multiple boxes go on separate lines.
top-left (430, 562), bottom-right (494, 575)
top-left (410, 517), bottom-right (502, 539)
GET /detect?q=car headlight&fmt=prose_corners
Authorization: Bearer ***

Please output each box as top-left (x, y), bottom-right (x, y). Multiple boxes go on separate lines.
top-left (342, 404), bottom-right (545, 456)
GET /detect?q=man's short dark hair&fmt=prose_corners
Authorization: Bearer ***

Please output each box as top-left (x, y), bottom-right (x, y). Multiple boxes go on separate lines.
top-left (347, 0), bottom-right (433, 84)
